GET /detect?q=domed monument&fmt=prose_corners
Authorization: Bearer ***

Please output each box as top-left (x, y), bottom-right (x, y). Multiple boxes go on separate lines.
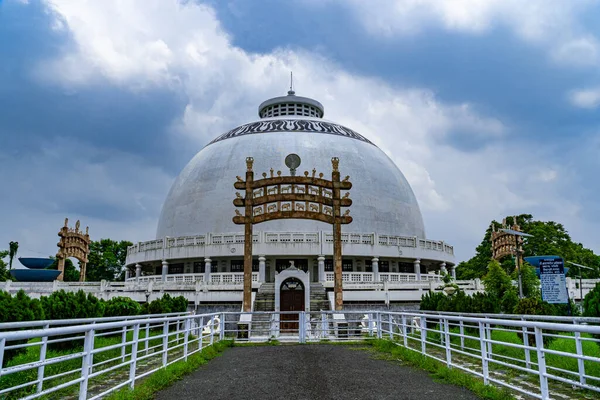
top-left (126, 88), bottom-right (455, 312)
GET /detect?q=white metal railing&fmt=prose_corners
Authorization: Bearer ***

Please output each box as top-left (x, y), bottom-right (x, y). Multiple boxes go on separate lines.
top-left (0, 311), bottom-right (598, 399)
top-left (0, 312), bottom-right (223, 400)
top-left (127, 231), bottom-right (454, 256)
top-left (379, 311), bottom-right (600, 399)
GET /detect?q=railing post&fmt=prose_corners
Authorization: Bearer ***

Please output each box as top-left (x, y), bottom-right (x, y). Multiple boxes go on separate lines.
top-left (522, 318), bottom-right (531, 369)
top-left (210, 315), bottom-right (215, 345)
top-left (79, 329), bottom-right (95, 400)
top-left (129, 323), bottom-right (140, 389)
top-left (299, 312), bottom-right (305, 344)
top-left (162, 321), bottom-right (169, 367)
top-left (376, 312), bottom-right (382, 339)
top-left (534, 327), bottom-right (549, 399)
top-left (145, 322), bottom-right (150, 355)
top-left (420, 317), bottom-right (427, 354)
top-left (180, 318), bottom-right (188, 361)
top-left (220, 312), bottom-right (225, 341)
top-left (199, 316), bottom-right (204, 350)
top-left (486, 321), bottom-right (493, 361)
top-left (389, 314), bottom-right (394, 340)
top-left (368, 313), bottom-right (374, 337)
top-left (478, 322), bottom-right (489, 385)
top-left (121, 325), bottom-right (127, 362)
top-left (36, 324), bottom-right (49, 394)
top-left (575, 331), bottom-right (586, 385)
top-left (444, 318), bottom-right (451, 368)
top-left (320, 312), bottom-right (327, 339)
top-left (459, 320), bottom-right (465, 350)
top-left (0, 338), bottom-right (5, 375)
top-left (401, 314), bottom-right (407, 347)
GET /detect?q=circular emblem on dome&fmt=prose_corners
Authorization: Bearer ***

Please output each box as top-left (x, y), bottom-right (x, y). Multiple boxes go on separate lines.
top-left (230, 247), bottom-right (236, 253)
top-left (284, 153), bottom-right (301, 169)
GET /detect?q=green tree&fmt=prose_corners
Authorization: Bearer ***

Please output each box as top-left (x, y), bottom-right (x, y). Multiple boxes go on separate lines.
top-left (482, 260), bottom-right (514, 299)
top-left (582, 282), bottom-right (600, 318)
top-left (85, 239), bottom-right (133, 281)
top-left (513, 262), bottom-right (540, 298)
top-left (0, 251), bottom-right (9, 282)
top-left (8, 241), bottom-right (18, 270)
top-left (49, 257), bottom-right (80, 282)
top-left (457, 214), bottom-right (600, 280)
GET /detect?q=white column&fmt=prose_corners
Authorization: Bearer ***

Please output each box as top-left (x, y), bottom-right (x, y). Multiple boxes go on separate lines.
top-left (135, 263), bottom-right (142, 281)
top-left (318, 255), bottom-right (325, 282)
top-left (258, 255), bottom-right (266, 283)
top-left (372, 257), bottom-right (379, 282)
top-left (413, 259), bottom-right (422, 281)
top-left (161, 260), bottom-right (169, 282)
top-left (440, 262), bottom-right (447, 276)
top-left (125, 269), bottom-right (130, 280)
top-left (450, 265), bottom-right (456, 280)
top-left (204, 257), bottom-right (212, 284)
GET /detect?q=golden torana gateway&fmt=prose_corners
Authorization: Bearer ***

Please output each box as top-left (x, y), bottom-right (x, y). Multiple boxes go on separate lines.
top-left (233, 156), bottom-right (352, 312)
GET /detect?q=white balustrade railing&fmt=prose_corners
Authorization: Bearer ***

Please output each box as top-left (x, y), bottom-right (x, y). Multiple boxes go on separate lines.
top-left (128, 231), bottom-right (454, 256)
top-left (0, 311), bottom-right (598, 399)
top-left (324, 272), bottom-right (441, 284)
top-left (126, 272), bottom-right (258, 285)
top-left (210, 272), bottom-right (259, 285)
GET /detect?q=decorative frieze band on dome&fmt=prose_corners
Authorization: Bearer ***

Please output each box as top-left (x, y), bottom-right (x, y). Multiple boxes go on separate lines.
top-left (207, 119), bottom-right (374, 146)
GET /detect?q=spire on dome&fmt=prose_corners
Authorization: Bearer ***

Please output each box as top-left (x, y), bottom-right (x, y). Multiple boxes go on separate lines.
top-left (288, 71), bottom-right (295, 96)
top-left (258, 79), bottom-right (324, 119)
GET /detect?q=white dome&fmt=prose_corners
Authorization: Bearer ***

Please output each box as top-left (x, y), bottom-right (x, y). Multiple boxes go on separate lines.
top-left (157, 111), bottom-right (426, 239)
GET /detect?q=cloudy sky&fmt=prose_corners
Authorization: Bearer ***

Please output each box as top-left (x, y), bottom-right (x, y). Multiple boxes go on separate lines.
top-left (1, 0), bottom-right (600, 263)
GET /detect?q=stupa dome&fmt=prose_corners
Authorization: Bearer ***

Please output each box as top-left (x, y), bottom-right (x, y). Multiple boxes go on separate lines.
top-left (156, 91), bottom-right (426, 239)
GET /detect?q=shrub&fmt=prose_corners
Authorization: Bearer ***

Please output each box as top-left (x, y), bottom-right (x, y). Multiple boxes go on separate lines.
top-left (41, 290), bottom-right (105, 320)
top-left (103, 297), bottom-right (142, 317)
top-left (583, 282), bottom-right (600, 318)
top-left (145, 294), bottom-right (189, 315)
top-left (0, 290), bottom-right (45, 365)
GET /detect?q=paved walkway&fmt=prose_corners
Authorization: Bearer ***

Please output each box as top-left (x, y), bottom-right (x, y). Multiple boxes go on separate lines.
top-left (155, 345), bottom-right (481, 400)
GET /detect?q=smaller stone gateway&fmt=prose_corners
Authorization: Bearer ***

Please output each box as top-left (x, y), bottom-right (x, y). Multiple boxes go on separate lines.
top-left (56, 218), bottom-right (91, 282)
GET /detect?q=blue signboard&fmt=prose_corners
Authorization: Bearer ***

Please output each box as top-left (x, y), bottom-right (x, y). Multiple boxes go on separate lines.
top-left (539, 257), bottom-right (568, 304)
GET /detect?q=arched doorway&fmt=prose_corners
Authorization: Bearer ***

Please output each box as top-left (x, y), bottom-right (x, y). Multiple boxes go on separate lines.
top-left (280, 278), bottom-right (305, 333)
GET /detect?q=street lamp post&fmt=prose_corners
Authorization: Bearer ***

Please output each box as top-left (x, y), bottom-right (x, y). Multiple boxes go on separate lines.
top-left (500, 228), bottom-right (533, 299)
top-left (566, 261), bottom-right (594, 305)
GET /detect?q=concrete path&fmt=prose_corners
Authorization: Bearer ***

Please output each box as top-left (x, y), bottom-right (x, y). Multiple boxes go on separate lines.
top-left (155, 345), bottom-right (481, 400)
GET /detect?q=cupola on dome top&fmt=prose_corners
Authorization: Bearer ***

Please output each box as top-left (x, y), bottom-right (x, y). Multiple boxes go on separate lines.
top-left (258, 89), bottom-right (325, 119)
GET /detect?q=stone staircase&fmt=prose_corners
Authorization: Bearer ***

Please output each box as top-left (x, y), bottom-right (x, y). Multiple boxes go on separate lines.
top-left (250, 282), bottom-right (331, 337)
top-left (251, 283), bottom-right (275, 336)
top-left (309, 283), bottom-right (330, 313)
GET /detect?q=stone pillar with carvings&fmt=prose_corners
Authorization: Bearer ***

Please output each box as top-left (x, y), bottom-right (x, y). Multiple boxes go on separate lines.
top-left (135, 263), bottom-right (141, 281)
top-left (450, 265), bottom-right (456, 280)
top-left (372, 257), bottom-right (379, 282)
top-left (413, 259), bottom-right (422, 281)
top-left (440, 262), bottom-right (447, 276)
top-left (161, 260), bottom-right (169, 282)
top-left (204, 257), bottom-right (212, 284)
top-left (318, 255), bottom-right (325, 283)
top-left (258, 255), bottom-right (266, 283)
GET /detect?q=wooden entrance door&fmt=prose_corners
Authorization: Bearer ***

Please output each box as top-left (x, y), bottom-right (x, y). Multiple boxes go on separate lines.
top-left (280, 280), bottom-right (304, 333)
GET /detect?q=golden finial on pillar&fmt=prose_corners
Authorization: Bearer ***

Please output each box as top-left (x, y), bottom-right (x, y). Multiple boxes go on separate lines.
top-left (246, 157), bottom-right (254, 171)
top-left (331, 157), bottom-right (339, 171)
